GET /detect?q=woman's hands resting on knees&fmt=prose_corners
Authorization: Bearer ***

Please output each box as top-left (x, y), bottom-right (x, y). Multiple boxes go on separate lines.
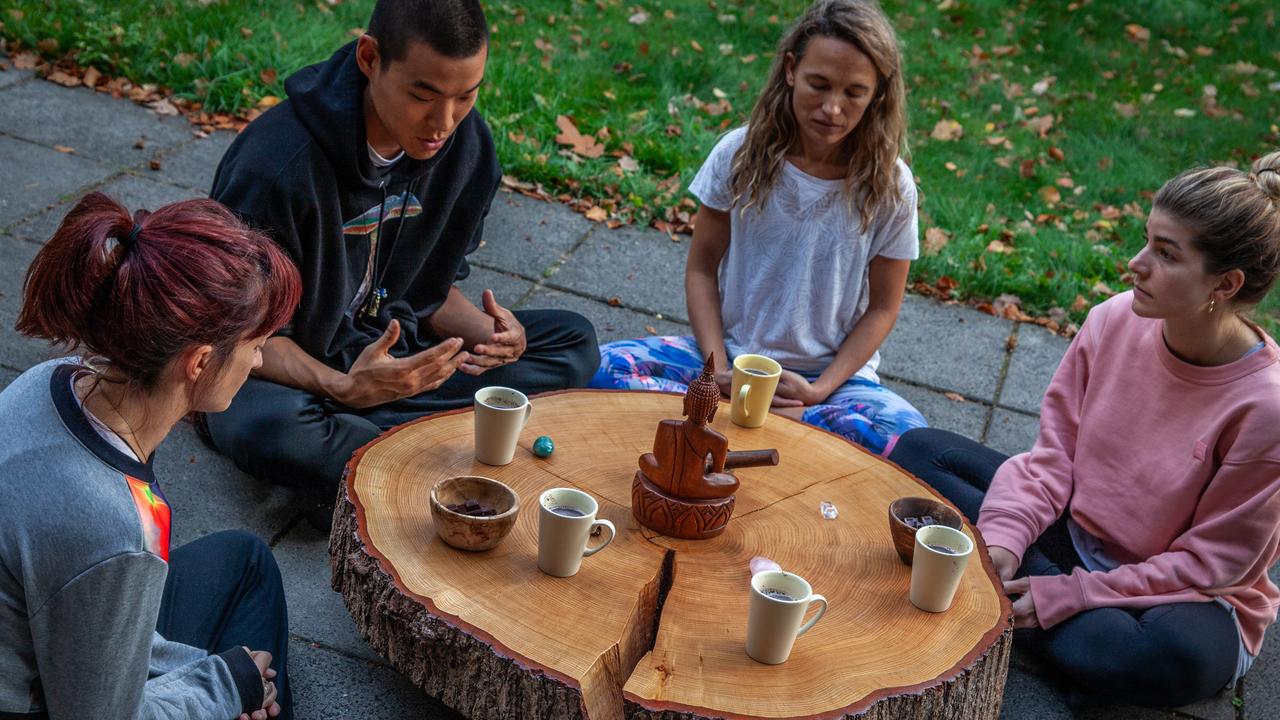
top-left (988, 546), bottom-right (1040, 629)
top-left (238, 648), bottom-right (281, 720)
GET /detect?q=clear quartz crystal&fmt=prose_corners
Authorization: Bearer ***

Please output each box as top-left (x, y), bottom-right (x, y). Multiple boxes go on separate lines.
top-left (820, 501), bottom-right (838, 520)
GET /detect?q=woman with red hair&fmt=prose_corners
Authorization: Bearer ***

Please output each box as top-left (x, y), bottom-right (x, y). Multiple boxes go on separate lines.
top-left (0, 193), bottom-right (301, 720)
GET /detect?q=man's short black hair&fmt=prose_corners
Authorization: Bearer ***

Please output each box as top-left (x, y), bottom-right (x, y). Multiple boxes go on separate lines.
top-left (368, 0), bottom-right (489, 63)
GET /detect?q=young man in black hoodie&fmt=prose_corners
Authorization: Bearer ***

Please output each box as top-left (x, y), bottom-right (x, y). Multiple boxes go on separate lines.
top-left (207, 0), bottom-right (598, 517)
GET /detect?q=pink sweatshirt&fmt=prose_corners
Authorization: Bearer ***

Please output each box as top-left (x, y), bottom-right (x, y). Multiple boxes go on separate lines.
top-left (978, 291), bottom-right (1280, 654)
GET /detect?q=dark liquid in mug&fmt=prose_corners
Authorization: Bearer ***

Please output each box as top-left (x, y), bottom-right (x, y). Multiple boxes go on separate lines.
top-left (761, 588), bottom-right (797, 602)
top-left (742, 367), bottom-right (773, 377)
top-left (549, 505), bottom-right (586, 518)
top-left (925, 543), bottom-right (959, 555)
top-left (482, 396), bottom-right (523, 409)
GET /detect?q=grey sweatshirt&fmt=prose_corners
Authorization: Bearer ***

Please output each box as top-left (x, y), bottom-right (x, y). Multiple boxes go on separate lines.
top-left (0, 360), bottom-right (263, 719)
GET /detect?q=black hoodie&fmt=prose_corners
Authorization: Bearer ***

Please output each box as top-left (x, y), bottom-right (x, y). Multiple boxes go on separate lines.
top-left (212, 42), bottom-right (502, 372)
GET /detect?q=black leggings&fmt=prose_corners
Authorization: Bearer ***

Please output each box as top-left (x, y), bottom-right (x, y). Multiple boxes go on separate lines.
top-left (889, 428), bottom-right (1239, 708)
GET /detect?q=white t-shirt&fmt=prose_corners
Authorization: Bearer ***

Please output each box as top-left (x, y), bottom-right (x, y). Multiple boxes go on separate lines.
top-left (688, 127), bottom-right (919, 377)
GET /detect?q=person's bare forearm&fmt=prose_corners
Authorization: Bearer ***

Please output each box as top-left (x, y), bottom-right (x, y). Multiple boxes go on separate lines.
top-left (427, 286), bottom-right (495, 348)
top-left (812, 307), bottom-right (899, 397)
top-left (685, 269), bottom-right (731, 372)
top-left (256, 336), bottom-right (350, 402)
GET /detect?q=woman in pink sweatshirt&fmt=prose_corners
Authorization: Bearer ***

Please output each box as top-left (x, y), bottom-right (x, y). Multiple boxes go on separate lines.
top-left (890, 151), bottom-right (1280, 708)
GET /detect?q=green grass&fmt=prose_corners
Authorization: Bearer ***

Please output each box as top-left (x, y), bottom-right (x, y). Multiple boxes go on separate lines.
top-left (3, 0), bottom-right (1278, 328)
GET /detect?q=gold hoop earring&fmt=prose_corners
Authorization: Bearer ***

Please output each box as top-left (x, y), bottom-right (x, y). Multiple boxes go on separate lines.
top-left (1208, 298), bottom-right (1216, 314)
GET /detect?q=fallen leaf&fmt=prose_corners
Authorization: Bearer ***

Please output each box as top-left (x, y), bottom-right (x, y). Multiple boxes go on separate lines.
top-left (617, 155), bottom-right (639, 173)
top-left (585, 206), bottom-right (608, 222)
top-left (36, 38), bottom-right (58, 53)
top-left (690, 40), bottom-right (704, 53)
top-left (53, 145), bottom-right (74, 154)
top-left (1194, 46), bottom-right (1214, 56)
top-left (148, 159), bottom-right (162, 171)
top-left (173, 52), bottom-right (197, 68)
top-left (1006, 335), bottom-right (1019, 352)
top-left (1124, 24), bottom-right (1150, 42)
top-left (82, 67), bottom-right (102, 88)
top-left (1071, 294), bottom-right (1090, 312)
top-left (1026, 113), bottom-right (1055, 137)
top-left (987, 239), bottom-right (1015, 254)
top-left (46, 71), bottom-right (80, 87)
top-left (1031, 76), bottom-right (1057, 95)
top-left (1113, 102), bottom-right (1138, 118)
top-left (931, 119), bottom-right (964, 141)
top-left (923, 227), bottom-right (950, 255)
top-left (1172, 108), bottom-right (1196, 118)
top-left (257, 95), bottom-right (281, 109)
top-left (1091, 280), bottom-right (1115, 296)
top-left (628, 11), bottom-right (648, 24)
top-left (554, 115), bottom-right (605, 158)
top-left (644, 325), bottom-right (658, 334)
top-left (607, 296), bottom-right (622, 306)
top-left (12, 52), bottom-right (39, 70)
top-left (259, 68), bottom-right (277, 85)
top-left (944, 392), bottom-right (966, 403)
top-left (1020, 159), bottom-right (1037, 179)
top-left (1038, 186), bottom-right (1062, 205)
top-left (1226, 61), bottom-right (1258, 74)
top-left (1048, 146), bottom-right (1065, 162)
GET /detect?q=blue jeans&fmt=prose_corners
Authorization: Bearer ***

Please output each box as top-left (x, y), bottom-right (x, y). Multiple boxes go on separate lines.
top-left (588, 335), bottom-right (926, 455)
top-left (157, 530), bottom-right (292, 719)
top-left (888, 428), bottom-right (1240, 708)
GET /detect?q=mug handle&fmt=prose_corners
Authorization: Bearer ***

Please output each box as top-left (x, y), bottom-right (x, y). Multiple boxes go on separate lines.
top-left (582, 518), bottom-right (616, 557)
top-left (795, 594), bottom-right (827, 638)
top-left (522, 403), bottom-right (532, 428)
top-left (738, 384), bottom-right (751, 418)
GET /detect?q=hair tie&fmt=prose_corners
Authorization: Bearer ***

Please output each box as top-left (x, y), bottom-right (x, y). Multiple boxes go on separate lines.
top-left (120, 223), bottom-right (142, 248)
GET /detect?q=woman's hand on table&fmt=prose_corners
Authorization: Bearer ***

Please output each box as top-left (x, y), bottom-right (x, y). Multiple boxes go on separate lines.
top-left (988, 546), bottom-right (1019, 582)
top-left (1002, 577), bottom-right (1040, 629)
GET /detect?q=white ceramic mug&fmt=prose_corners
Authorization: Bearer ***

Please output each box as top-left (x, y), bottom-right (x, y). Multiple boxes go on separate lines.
top-left (746, 570), bottom-right (828, 664)
top-left (909, 525), bottom-right (974, 613)
top-left (473, 386), bottom-right (531, 466)
top-left (537, 488), bottom-right (616, 577)
top-left (730, 354), bottom-right (783, 428)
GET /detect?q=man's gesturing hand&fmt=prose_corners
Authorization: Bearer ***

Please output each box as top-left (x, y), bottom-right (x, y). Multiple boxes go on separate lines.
top-left (334, 319), bottom-right (469, 408)
top-left (460, 289), bottom-right (526, 376)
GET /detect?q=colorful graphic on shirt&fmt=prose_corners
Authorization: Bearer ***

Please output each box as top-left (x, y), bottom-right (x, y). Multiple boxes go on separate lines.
top-left (342, 192), bottom-right (423, 237)
top-left (126, 475), bottom-right (171, 562)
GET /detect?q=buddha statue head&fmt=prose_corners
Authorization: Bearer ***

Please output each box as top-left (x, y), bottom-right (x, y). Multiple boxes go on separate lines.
top-left (683, 354), bottom-right (721, 425)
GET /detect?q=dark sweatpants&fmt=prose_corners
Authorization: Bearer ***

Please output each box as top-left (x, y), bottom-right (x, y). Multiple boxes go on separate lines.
top-left (206, 309), bottom-right (599, 497)
top-left (158, 530), bottom-right (292, 719)
top-left (888, 427), bottom-right (1239, 708)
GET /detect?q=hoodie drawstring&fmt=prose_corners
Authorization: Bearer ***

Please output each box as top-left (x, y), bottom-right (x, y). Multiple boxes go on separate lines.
top-left (360, 178), bottom-right (416, 319)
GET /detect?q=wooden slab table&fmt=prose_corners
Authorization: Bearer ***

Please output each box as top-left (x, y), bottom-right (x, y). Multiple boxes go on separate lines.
top-left (331, 390), bottom-right (1012, 719)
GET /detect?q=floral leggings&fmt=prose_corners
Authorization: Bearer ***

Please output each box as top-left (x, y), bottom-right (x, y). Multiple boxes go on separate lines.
top-left (588, 336), bottom-right (928, 455)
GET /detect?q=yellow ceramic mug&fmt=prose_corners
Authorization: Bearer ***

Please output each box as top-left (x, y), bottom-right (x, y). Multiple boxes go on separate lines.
top-left (730, 354), bottom-right (782, 428)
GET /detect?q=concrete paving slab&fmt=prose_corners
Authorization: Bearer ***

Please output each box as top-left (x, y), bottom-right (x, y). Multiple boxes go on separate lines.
top-left (879, 295), bottom-right (1012, 403)
top-left (274, 522), bottom-right (384, 664)
top-left (155, 422), bottom-right (297, 547)
top-left (150, 131), bottom-right (235, 192)
top-left (0, 81), bottom-right (191, 169)
top-left (883, 380), bottom-right (988, 442)
top-left (999, 666), bottom-right (1073, 719)
top-left (10, 172), bottom-right (201, 244)
top-left (288, 639), bottom-right (462, 720)
top-left (472, 191), bottom-right (593, 275)
top-left (1170, 691), bottom-right (1238, 720)
top-left (1000, 324), bottom-right (1071, 415)
top-left (0, 235), bottom-right (61, 370)
top-left (523, 285), bottom-right (687, 346)
top-left (0, 134), bottom-right (111, 230)
top-left (0, 56), bottom-right (35, 90)
top-left (549, 223), bottom-right (689, 321)
top-left (454, 265), bottom-right (537, 311)
top-left (1244, 629), bottom-right (1279, 719)
top-left (983, 409), bottom-right (1040, 457)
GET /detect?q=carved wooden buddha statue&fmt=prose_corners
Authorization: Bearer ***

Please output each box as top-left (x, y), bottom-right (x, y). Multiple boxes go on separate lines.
top-left (632, 354), bottom-right (778, 540)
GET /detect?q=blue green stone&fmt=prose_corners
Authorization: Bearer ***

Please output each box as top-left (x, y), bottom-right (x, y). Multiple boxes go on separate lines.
top-left (533, 435), bottom-right (555, 458)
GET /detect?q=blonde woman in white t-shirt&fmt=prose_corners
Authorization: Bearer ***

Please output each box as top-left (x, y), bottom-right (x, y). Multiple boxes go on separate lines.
top-left (589, 0), bottom-right (926, 455)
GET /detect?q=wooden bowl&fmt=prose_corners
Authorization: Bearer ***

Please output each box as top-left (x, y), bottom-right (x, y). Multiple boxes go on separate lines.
top-left (429, 476), bottom-right (520, 551)
top-left (888, 496), bottom-right (964, 566)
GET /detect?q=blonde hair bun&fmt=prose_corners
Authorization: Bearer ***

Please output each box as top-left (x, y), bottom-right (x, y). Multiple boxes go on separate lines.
top-left (1253, 151), bottom-right (1280, 204)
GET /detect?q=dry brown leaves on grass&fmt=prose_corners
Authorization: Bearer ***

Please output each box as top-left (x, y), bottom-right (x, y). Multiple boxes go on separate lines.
top-left (553, 115), bottom-right (604, 158)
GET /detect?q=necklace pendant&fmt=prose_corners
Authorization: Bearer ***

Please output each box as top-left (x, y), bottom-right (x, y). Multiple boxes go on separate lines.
top-left (363, 287), bottom-right (387, 318)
